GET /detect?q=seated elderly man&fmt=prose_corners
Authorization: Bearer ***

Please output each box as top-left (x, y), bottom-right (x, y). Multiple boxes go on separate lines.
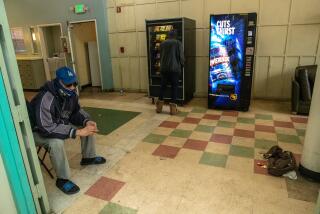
top-left (29, 66), bottom-right (106, 195)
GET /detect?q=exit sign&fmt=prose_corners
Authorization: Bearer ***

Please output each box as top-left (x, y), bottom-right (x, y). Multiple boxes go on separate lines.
top-left (74, 4), bottom-right (88, 14)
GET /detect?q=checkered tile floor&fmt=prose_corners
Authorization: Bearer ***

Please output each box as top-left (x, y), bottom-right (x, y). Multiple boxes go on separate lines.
top-left (143, 107), bottom-right (308, 175)
top-left (66, 106), bottom-right (313, 214)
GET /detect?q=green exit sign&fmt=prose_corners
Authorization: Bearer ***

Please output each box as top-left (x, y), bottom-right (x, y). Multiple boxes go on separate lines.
top-left (74, 4), bottom-right (87, 14)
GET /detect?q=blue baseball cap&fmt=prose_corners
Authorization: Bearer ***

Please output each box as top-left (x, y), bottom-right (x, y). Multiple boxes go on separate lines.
top-left (56, 67), bottom-right (77, 85)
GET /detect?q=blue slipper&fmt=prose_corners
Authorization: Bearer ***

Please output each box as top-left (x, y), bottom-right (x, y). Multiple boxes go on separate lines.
top-left (56, 179), bottom-right (80, 195)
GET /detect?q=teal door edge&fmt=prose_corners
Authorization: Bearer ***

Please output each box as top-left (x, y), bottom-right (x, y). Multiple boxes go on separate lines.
top-left (0, 0), bottom-right (50, 213)
top-left (0, 71), bottom-right (36, 213)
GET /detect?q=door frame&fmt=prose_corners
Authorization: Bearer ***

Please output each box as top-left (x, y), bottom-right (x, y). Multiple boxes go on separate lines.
top-left (0, 0), bottom-right (50, 213)
top-left (0, 71), bottom-right (35, 213)
top-left (37, 23), bottom-right (65, 80)
top-left (68, 19), bottom-right (103, 90)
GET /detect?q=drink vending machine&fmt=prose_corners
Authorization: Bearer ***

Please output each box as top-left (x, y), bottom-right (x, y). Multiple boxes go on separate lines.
top-left (208, 13), bottom-right (257, 111)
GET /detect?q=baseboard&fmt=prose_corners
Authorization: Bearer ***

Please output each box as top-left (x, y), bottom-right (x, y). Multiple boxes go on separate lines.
top-left (113, 88), bottom-right (148, 93)
top-left (299, 164), bottom-right (320, 182)
top-left (252, 97), bottom-right (291, 102)
top-left (193, 92), bottom-right (207, 97)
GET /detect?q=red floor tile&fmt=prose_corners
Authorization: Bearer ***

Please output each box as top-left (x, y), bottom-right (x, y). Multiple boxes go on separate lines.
top-left (203, 114), bottom-right (221, 120)
top-left (210, 134), bottom-right (233, 144)
top-left (234, 129), bottom-right (255, 138)
top-left (222, 111), bottom-right (239, 117)
top-left (182, 117), bottom-right (201, 124)
top-left (152, 145), bottom-right (180, 159)
top-left (291, 117), bottom-right (308, 124)
top-left (255, 125), bottom-right (275, 133)
top-left (274, 121), bottom-right (294, 128)
top-left (183, 139), bottom-right (208, 151)
top-left (159, 121), bottom-right (179, 128)
top-left (85, 177), bottom-right (125, 201)
top-left (254, 159), bottom-right (268, 175)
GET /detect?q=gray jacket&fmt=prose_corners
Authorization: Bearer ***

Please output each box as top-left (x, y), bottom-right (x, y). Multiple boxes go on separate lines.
top-left (30, 80), bottom-right (90, 139)
top-left (160, 39), bottom-right (184, 73)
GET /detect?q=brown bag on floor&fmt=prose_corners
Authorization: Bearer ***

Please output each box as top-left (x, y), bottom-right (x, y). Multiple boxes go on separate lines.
top-left (267, 147), bottom-right (297, 176)
top-left (263, 145), bottom-right (283, 159)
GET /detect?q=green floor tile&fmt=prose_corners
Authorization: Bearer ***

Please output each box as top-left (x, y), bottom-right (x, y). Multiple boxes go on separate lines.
top-left (191, 107), bottom-right (207, 113)
top-left (143, 134), bottom-right (167, 144)
top-left (83, 107), bottom-right (140, 135)
top-left (195, 125), bottom-right (214, 133)
top-left (296, 129), bottom-right (306, 137)
top-left (177, 111), bottom-right (189, 117)
top-left (237, 117), bottom-right (255, 124)
top-left (199, 152), bottom-right (227, 167)
top-left (277, 134), bottom-right (301, 144)
top-left (229, 145), bottom-right (254, 158)
top-left (255, 114), bottom-right (273, 120)
top-left (170, 129), bottom-right (192, 138)
top-left (100, 202), bottom-right (137, 214)
top-left (217, 121), bottom-right (236, 128)
top-left (255, 139), bottom-right (278, 149)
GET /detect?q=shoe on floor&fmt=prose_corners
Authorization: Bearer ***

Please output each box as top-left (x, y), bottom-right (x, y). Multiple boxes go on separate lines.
top-left (169, 103), bottom-right (178, 115)
top-left (80, 156), bottom-right (106, 166)
top-left (56, 178), bottom-right (80, 195)
top-left (156, 100), bottom-right (164, 113)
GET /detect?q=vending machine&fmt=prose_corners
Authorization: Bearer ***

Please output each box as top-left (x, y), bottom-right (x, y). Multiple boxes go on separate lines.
top-left (208, 13), bottom-right (257, 111)
top-left (146, 18), bottom-right (196, 105)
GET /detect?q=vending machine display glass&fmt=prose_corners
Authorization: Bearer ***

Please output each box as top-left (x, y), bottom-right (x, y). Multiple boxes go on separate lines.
top-left (147, 24), bottom-right (177, 76)
top-left (208, 13), bottom-right (257, 111)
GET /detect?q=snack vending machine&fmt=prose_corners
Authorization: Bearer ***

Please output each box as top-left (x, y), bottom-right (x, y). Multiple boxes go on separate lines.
top-left (146, 18), bottom-right (196, 105)
top-left (208, 13), bottom-right (257, 111)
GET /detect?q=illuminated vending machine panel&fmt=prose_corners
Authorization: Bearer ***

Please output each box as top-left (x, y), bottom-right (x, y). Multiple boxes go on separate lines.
top-left (146, 18), bottom-right (196, 105)
top-left (148, 24), bottom-right (178, 77)
top-left (208, 13), bottom-right (257, 111)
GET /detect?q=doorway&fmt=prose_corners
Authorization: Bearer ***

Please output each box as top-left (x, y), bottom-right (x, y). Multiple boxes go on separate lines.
top-left (68, 20), bottom-right (102, 90)
top-left (38, 23), bottom-right (67, 81)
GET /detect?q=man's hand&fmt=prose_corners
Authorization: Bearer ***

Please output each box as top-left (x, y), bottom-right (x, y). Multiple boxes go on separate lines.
top-left (76, 125), bottom-right (98, 137)
top-left (86, 120), bottom-right (98, 130)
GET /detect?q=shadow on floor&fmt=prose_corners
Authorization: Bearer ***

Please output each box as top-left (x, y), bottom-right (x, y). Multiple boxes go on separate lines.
top-left (286, 171), bottom-right (320, 203)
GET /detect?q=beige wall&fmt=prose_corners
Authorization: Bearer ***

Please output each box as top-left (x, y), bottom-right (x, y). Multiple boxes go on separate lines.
top-left (107, 0), bottom-right (320, 99)
top-left (43, 26), bottom-right (62, 57)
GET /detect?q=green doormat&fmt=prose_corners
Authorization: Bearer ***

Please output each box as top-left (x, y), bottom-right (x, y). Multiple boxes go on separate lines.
top-left (83, 107), bottom-right (140, 135)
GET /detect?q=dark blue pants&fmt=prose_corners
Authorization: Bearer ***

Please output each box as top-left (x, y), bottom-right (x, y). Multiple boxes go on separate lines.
top-left (159, 72), bottom-right (179, 103)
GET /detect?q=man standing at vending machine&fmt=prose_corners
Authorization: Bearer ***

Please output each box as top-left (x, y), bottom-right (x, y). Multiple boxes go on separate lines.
top-left (156, 29), bottom-right (184, 115)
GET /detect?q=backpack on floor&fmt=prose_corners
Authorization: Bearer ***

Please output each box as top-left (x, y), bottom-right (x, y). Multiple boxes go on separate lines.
top-left (263, 145), bottom-right (283, 159)
top-left (264, 146), bottom-right (297, 177)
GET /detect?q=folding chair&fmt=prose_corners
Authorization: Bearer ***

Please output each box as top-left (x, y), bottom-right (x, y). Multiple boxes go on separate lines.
top-left (37, 146), bottom-right (54, 179)
top-left (27, 100), bottom-right (54, 179)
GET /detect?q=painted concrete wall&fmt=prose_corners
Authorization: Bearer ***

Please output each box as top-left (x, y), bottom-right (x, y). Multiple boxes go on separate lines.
top-left (42, 26), bottom-right (62, 57)
top-left (4, 0), bottom-right (113, 90)
top-left (4, 0), bottom-right (320, 97)
top-left (107, 0), bottom-right (320, 98)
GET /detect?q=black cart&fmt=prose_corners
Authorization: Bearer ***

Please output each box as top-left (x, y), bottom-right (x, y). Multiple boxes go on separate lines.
top-left (146, 18), bottom-right (196, 105)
